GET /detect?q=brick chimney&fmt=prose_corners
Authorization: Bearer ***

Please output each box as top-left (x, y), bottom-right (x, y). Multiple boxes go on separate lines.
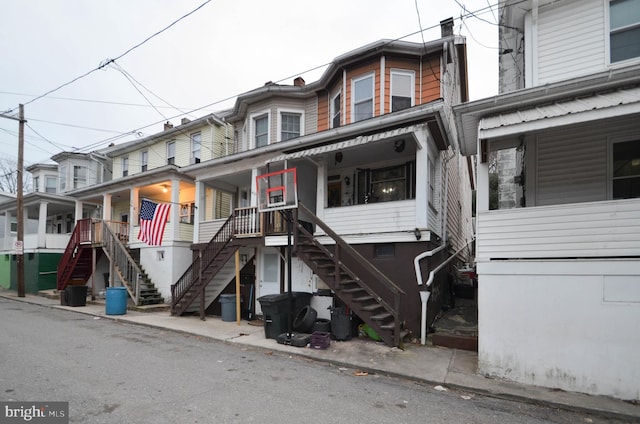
top-left (293, 77), bottom-right (305, 87)
top-left (440, 17), bottom-right (454, 37)
top-left (164, 121), bottom-right (174, 131)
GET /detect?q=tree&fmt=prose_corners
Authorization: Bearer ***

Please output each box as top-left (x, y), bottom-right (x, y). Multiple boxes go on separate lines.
top-left (0, 156), bottom-right (32, 194)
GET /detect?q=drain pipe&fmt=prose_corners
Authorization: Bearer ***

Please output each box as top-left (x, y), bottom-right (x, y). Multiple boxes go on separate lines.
top-left (415, 244), bottom-right (447, 346)
top-left (416, 239), bottom-right (474, 345)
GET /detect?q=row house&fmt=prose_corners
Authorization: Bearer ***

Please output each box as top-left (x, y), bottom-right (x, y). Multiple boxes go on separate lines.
top-left (454, 0), bottom-right (640, 401)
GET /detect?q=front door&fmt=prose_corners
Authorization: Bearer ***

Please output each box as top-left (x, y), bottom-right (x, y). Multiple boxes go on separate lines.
top-left (256, 248), bottom-right (280, 314)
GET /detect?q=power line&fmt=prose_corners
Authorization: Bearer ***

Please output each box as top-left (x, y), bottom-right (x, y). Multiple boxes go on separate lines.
top-left (6, 0), bottom-right (213, 113)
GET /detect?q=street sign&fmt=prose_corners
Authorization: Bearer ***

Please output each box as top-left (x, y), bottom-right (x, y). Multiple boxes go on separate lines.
top-left (14, 241), bottom-right (23, 255)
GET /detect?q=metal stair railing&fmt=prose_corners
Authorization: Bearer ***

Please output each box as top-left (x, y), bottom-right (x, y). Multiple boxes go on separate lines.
top-left (296, 203), bottom-right (406, 346)
top-left (100, 220), bottom-right (144, 305)
top-left (56, 218), bottom-right (92, 290)
top-left (171, 213), bottom-right (237, 313)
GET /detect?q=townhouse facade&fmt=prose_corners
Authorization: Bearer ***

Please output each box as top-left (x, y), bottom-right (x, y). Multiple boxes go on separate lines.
top-left (454, 0), bottom-right (640, 401)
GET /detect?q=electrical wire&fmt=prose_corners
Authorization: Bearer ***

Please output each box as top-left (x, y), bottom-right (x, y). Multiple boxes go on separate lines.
top-left (6, 0), bottom-right (213, 113)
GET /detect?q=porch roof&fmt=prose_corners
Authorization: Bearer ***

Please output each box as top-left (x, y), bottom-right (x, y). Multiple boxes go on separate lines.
top-left (268, 124), bottom-right (426, 163)
top-left (453, 64), bottom-right (640, 155)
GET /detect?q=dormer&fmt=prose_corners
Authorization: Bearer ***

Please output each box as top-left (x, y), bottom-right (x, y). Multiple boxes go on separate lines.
top-left (50, 152), bottom-right (104, 194)
top-left (26, 163), bottom-right (58, 194)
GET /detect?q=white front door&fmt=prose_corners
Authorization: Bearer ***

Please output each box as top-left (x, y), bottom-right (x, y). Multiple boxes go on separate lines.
top-left (256, 248), bottom-right (280, 314)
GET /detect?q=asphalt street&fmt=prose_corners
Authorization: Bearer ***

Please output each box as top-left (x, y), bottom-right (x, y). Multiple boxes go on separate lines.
top-left (0, 298), bottom-right (630, 423)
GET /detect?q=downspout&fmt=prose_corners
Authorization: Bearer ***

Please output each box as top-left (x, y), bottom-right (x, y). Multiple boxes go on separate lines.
top-left (416, 239), bottom-right (474, 345)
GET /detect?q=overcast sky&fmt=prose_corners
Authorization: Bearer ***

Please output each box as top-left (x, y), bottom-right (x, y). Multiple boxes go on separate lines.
top-left (0, 0), bottom-right (500, 166)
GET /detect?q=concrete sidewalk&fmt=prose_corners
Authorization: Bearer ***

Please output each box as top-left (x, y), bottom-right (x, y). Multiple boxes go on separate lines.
top-left (2, 291), bottom-right (638, 421)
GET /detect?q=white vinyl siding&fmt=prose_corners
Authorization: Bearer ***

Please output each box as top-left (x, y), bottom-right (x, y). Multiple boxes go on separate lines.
top-left (535, 0), bottom-right (605, 85)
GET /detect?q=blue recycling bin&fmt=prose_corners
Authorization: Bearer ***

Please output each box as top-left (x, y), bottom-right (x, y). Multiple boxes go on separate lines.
top-left (105, 287), bottom-right (128, 315)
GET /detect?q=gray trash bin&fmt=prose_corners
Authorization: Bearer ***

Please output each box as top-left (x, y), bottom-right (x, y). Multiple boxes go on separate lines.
top-left (219, 294), bottom-right (237, 322)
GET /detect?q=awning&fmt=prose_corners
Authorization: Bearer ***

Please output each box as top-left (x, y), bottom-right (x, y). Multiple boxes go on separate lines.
top-left (478, 86), bottom-right (640, 139)
top-left (269, 124), bottom-right (425, 163)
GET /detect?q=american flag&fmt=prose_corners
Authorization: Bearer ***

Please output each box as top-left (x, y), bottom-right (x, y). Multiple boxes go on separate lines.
top-left (138, 199), bottom-right (171, 246)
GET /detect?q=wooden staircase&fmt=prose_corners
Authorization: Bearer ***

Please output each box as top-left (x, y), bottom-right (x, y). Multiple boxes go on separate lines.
top-left (57, 219), bottom-right (163, 306)
top-left (293, 204), bottom-right (407, 347)
top-left (171, 214), bottom-right (239, 316)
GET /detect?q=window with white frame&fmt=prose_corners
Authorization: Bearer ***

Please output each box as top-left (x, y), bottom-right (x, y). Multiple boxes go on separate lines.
top-left (428, 158), bottom-right (436, 206)
top-left (141, 150), bottom-right (148, 172)
top-left (122, 156), bottom-right (129, 177)
top-left (355, 162), bottom-right (415, 205)
top-left (191, 132), bottom-right (201, 163)
top-left (610, 0), bottom-right (640, 63)
top-left (391, 70), bottom-right (414, 112)
top-left (167, 141), bottom-right (176, 165)
top-left (254, 115), bottom-right (269, 148)
top-left (612, 139), bottom-right (640, 199)
top-left (352, 73), bottom-right (374, 122)
top-left (59, 165), bottom-right (66, 191)
top-left (33, 176), bottom-right (39, 192)
top-left (73, 165), bottom-right (87, 189)
top-left (280, 112), bottom-right (301, 141)
top-left (331, 92), bottom-right (341, 128)
top-left (45, 176), bottom-right (56, 193)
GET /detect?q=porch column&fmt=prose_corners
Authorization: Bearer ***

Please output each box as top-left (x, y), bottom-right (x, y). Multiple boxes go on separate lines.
top-left (315, 160), bottom-right (326, 221)
top-left (37, 201), bottom-right (48, 248)
top-left (170, 179), bottom-right (180, 241)
top-left (194, 180), bottom-right (204, 244)
top-left (477, 138), bottom-right (489, 212)
top-left (130, 187), bottom-right (139, 242)
top-left (74, 200), bottom-right (83, 223)
top-left (250, 168), bottom-right (259, 207)
top-left (414, 129), bottom-right (429, 229)
top-left (102, 193), bottom-right (112, 221)
top-left (4, 211), bottom-right (12, 250)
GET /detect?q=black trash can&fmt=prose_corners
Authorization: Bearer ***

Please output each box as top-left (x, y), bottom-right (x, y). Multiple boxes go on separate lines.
top-left (66, 285), bottom-right (88, 307)
top-left (330, 306), bottom-right (352, 340)
top-left (258, 293), bottom-right (291, 339)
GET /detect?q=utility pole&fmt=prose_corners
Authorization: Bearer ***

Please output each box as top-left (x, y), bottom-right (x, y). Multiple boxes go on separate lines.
top-left (0, 105), bottom-right (26, 297)
top-left (17, 104), bottom-right (25, 297)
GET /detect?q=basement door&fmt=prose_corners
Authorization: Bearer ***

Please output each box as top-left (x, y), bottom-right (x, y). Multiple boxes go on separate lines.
top-left (256, 248), bottom-right (280, 314)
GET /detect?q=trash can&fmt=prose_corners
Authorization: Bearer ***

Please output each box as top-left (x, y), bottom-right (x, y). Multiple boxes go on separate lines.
top-left (330, 306), bottom-right (352, 340)
top-left (65, 285), bottom-right (88, 307)
top-left (105, 287), bottom-right (128, 315)
top-left (258, 293), bottom-right (292, 339)
top-left (219, 294), bottom-right (238, 322)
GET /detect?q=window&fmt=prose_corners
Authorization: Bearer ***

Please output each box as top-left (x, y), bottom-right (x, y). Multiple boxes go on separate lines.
top-left (352, 73), bottom-right (374, 122)
top-left (59, 165), bottom-right (66, 191)
top-left (355, 162), bottom-right (415, 205)
top-left (141, 151), bottom-right (148, 172)
top-left (45, 176), bottom-right (57, 193)
top-left (167, 141), bottom-right (176, 165)
top-left (122, 156), bottom-right (128, 177)
top-left (254, 115), bottom-right (268, 147)
top-left (280, 112), bottom-right (301, 141)
top-left (391, 70), bottom-right (414, 112)
top-left (191, 132), bottom-right (201, 163)
top-left (612, 139), bottom-right (640, 199)
top-left (331, 92), bottom-right (341, 128)
top-left (33, 176), bottom-right (39, 192)
top-left (73, 166), bottom-right (87, 189)
top-left (610, 0), bottom-right (640, 63)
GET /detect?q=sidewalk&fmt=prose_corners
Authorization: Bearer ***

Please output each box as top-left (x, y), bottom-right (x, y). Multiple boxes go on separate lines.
top-left (2, 291), bottom-right (638, 421)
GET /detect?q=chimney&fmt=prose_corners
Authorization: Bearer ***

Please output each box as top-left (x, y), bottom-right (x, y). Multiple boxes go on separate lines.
top-left (164, 121), bottom-right (174, 131)
top-left (440, 17), bottom-right (454, 37)
top-left (293, 77), bottom-right (305, 87)
top-left (181, 117), bottom-right (191, 125)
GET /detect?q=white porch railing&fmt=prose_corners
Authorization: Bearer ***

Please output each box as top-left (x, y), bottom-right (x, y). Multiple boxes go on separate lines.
top-left (319, 200), bottom-right (417, 236)
top-left (476, 198), bottom-right (640, 260)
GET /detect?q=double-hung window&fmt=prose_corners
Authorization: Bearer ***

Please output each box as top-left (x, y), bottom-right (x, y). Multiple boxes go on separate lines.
top-left (141, 150), bottom-right (148, 172)
top-left (191, 132), bottom-right (201, 163)
top-left (122, 156), bottom-right (129, 177)
top-left (73, 165), bottom-right (87, 189)
top-left (610, 0), bottom-right (640, 63)
top-left (167, 141), bottom-right (176, 165)
top-left (331, 92), bottom-right (341, 128)
top-left (352, 73), bottom-right (374, 122)
top-left (46, 176), bottom-right (57, 193)
top-left (391, 70), bottom-right (414, 112)
top-left (612, 139), bottom-right (640, 199)
top-left (280, 111), bottom-right (302, 141)
top-left (33, 176), bottom-right (39, 193)
top-left (59, 165), bottom-right (66, 192)
top-left (254, 115), bottom-right (269, 148)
